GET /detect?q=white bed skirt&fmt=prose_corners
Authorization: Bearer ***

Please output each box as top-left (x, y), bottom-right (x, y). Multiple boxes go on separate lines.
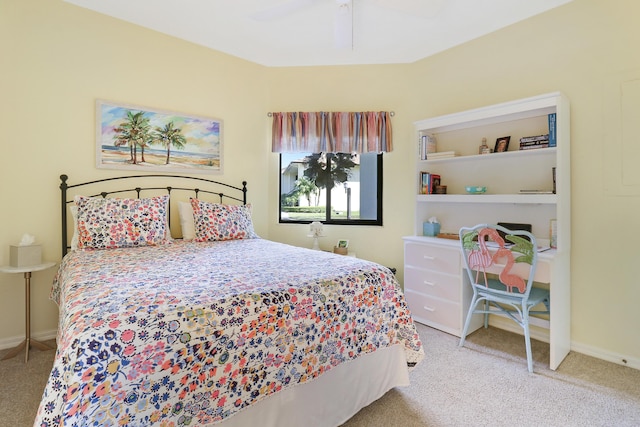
top-left (213, 344), bottom-right (410, 427)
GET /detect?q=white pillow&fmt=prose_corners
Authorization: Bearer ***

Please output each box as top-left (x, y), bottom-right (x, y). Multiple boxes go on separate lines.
top-left (69, 205), bottom-right (79, 250)
top-left (178, 201), bottom-right (196, 240)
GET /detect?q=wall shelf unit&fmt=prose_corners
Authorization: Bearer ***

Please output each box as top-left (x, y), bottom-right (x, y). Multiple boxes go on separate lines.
top-left (403, 92), bottom-right (571, 370)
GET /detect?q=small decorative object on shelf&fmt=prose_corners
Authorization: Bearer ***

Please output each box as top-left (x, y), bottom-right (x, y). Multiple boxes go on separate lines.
top-left (494, 136), bottom-right (511, 153)
top-left (479, 137), bottom-right (491, 155)
top-left (465, 186), bottom-right (487, 194)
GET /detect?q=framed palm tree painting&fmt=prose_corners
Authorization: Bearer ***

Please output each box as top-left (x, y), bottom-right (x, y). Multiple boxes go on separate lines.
top-left (96, 100), bottom-right (223, 173)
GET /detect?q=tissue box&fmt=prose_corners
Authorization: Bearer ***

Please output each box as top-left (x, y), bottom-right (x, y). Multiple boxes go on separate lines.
top-left (423, 222), bottom-right (441, 237)
top-left (9, 245), bottom-right (42, 267)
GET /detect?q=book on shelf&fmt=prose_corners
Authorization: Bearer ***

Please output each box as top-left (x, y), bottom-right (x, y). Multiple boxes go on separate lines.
top-left (519, 143), bottom-right (549, 150)
top-left (419, 135), bottom-right (437, 160)
top-left (419, 172), bottom-right (441, 194)
top-left (548, 113), bottom-right (557, 147)
top-left (426, 151), bottom-right (456, 159)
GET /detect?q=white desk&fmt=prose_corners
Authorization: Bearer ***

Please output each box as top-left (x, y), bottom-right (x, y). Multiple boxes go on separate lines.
top-left (0, 262), bottom-right (56, 362)
top-left (403, 236), bottom-right (570, 370)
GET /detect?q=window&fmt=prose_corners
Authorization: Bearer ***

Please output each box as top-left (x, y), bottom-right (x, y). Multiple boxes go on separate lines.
top-left (279, 152), bottom-right (383, 225)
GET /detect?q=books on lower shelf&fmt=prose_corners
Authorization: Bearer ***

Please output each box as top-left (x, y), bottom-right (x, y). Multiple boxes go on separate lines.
top-left (419, 172), bottom-right (441, 194)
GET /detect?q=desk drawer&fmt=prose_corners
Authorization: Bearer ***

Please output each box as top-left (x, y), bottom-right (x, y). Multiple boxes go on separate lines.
top-left (405, 266), bottom-right (460, 302)
top-left (405, 289), bottom-right (461, 332)
top-left (405, 242), bottom-right (460, 274)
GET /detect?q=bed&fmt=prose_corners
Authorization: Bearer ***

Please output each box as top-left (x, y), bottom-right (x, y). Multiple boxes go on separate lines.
top-left (35, 174), bottom-right (424, 427)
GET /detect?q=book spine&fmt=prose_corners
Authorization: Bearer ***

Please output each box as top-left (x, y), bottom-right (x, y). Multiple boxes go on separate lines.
top-left (548, 113), bottom-right (557, 147)
top-left (420, 172), bottom-right (429, 194)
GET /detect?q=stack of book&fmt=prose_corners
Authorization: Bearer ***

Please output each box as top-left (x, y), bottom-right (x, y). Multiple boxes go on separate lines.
top-left (420, 172), bottom-right (441, 194)
top-left (519, 134), bottom-right (549, 150)
top-left (426, 151), bottom-right (456, 159)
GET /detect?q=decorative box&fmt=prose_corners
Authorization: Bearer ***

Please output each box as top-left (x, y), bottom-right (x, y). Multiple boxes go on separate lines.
top-left (9, 245), bottom-right (42, 267)
top-left (423, 222), bottom-right (441, 237)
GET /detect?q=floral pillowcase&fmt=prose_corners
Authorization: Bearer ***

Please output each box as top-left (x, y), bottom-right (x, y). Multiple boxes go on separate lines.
top-left (75, 194), bottom-right (170, 249)
top-left (190, 198), bottom-right (258, 242)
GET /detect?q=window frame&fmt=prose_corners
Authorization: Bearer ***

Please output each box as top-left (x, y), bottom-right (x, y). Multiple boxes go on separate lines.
top-left (278, 152), bottom-right (383, 226)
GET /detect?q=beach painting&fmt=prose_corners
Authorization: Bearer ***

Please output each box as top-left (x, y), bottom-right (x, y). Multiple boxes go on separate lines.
top-left (96, 100), bottom-right (223, 174)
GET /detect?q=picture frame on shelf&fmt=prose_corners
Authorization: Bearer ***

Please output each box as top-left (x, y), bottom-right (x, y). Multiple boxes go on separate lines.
top-left (494, 136), bottom-right (511, 153)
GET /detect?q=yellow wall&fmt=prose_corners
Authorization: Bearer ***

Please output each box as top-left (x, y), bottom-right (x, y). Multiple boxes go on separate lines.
top-left (2, 0), bottom-right (639, 367)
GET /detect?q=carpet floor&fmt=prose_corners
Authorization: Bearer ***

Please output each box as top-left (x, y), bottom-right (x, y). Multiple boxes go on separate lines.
top-left (1, 324), bottom-right (639, 427)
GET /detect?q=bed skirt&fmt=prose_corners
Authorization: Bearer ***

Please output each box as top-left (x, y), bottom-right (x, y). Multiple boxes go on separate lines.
top-left (214, 344), bottom-right (409, 426)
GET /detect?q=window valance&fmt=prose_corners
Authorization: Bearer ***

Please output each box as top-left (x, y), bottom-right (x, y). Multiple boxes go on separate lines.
top-left (270, 111), bottom-right (393, 153)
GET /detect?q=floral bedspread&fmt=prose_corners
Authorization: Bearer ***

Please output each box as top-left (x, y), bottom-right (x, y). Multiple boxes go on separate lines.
top-left (36, 239), bottom-right (424, 427)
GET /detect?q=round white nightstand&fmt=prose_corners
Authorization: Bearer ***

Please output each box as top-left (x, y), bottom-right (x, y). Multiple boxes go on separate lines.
top-left (0, 262), bottom-right (56, 362)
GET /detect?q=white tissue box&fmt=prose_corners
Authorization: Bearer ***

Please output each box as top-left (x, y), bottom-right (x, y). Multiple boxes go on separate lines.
top-left (9, 245), bottom-right (42, 267)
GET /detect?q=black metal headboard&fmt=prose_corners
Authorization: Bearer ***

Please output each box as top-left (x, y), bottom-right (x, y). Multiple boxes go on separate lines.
top-left (60, 174), bottom-right (247, 257)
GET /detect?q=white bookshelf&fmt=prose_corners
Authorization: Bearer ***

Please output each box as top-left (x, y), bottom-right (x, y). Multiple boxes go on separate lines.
top-left (404, 92), bottom-right (571, 370)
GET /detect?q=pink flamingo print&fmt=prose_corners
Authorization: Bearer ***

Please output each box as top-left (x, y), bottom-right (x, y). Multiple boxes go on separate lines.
top-left (467, 228), bottom-right (525, 293)
top-left (468, 228), bottom-right (502, 285)
top-left (492, 247), bottom-right (526, 293)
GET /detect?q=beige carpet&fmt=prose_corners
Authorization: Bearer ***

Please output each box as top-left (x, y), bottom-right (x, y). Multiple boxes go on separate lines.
top-left (1, 325), bottom-right (639, 427)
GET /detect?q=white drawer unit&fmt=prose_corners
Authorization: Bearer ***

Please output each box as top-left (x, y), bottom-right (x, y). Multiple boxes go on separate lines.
top-left (403, 237), bottom-right (483, 337)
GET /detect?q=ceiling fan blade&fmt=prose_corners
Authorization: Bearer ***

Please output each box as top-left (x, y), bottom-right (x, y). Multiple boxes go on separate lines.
top-left (250, 0), bottom-right (317, 21)
top-left (373, 0), bottom-right (446, 19)
top-left (334, 0), bottom-right (352, 50)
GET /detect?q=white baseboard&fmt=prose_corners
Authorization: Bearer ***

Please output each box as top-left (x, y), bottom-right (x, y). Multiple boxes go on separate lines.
top-left (0, 329), bottom-right (57, 350)
top-left (570, 341), bottom-right (640, 371)
top-left (488, 318), bottom-right (640, 371)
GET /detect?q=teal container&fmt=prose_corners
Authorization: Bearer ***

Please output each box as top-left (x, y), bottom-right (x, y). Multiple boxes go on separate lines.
top-left (423, 222), bottom-right (441, 237)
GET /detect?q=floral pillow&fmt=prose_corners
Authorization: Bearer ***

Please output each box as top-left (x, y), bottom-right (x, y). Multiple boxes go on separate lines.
top-left (190, 198), bottom-right (258, 242)
top-left (75, 194), bottom-right (170, 249)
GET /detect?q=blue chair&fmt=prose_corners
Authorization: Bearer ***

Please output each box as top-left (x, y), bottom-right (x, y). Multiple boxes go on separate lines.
top-left (458, 224), bottom-right (550, 373)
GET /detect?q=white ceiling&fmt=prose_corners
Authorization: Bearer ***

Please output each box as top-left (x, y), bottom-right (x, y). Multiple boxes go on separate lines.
top-left (63, 0), bottom-right (573, 67)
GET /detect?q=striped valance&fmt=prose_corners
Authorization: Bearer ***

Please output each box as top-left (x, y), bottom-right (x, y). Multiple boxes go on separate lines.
top-left (270, 111), bottom-right (393, 153)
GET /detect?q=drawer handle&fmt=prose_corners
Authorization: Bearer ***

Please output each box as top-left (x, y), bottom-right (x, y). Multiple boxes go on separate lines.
top-left (423, 255), bottom-right (435, 260)
top-left (423, 280), bottom-right (435, 287)
top-left (423, 306), bottom-right (435, 312)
